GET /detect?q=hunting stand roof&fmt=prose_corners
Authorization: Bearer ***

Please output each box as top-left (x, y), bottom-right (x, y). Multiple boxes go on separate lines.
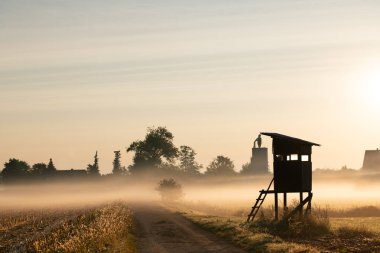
top-left (261, 132), bottom-right (320, 147)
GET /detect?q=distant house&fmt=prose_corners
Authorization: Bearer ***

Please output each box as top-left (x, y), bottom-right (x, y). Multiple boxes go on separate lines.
top-left (362, 149), bottom-right (380, 171)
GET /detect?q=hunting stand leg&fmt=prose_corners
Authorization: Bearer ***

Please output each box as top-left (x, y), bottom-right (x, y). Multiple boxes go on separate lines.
top-left (299, 192), bottom-right (303, 218)
top-left (305, 191), bottom-right (312, 216)
top-left (274, 193), bottom-right (279, 221)
top-left (283, 192), bottom-right (288, 215)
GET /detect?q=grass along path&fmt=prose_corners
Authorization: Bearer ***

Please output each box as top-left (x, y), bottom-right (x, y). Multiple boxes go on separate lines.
top-left (179, 210), bottom-right (380, 253)
top-left (180, 212), bottom-right (318, 253)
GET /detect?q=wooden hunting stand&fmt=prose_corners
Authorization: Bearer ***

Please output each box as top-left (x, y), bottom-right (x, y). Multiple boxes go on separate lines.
top-left (247, 133), bottom-right (320, 222)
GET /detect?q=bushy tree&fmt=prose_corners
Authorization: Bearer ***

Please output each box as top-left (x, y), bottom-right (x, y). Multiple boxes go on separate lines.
top-left (1, 158), bottom-right (31, 182)
top-left (240, 162), bottom-right (253, 175)
top-left (178, 145), bottom-right (202, 175)
top-left (206, 155), bottom-right (236, 176)
top-left (87, 151), bottom-right (100, 176)
top-left (156, 178), bottom-right (183, 201)
top-left (127, 127), bottom-right (178, 173)
top-left (31, 163), bottom-right (47, 175)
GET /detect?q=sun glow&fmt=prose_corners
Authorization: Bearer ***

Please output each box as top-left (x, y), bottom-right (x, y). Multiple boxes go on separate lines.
top-left (365, 70), bottom-right (380, 100)
top-left (357, 68), bottom-right (380, 110)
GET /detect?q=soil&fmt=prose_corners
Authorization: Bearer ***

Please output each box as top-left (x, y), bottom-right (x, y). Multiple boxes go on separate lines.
top-left (132, 203), bottom-right (247, 253)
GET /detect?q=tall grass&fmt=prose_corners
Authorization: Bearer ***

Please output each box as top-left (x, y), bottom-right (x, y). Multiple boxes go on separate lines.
top-left (0, 202), bottom-right (136, 253)
top-left (31, 202), bottom-right (135, 253)
top-left (247, 212), bottom-right (331, 239)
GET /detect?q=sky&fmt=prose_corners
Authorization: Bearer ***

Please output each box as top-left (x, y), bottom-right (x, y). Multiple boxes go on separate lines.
top-left (1, 0), bottom-right (380, 174)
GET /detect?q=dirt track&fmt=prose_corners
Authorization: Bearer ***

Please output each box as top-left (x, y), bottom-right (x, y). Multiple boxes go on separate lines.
top-left (133, 203), bottom-right (246, 253)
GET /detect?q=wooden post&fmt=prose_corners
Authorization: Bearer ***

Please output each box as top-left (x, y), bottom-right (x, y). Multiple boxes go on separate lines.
top-left (274, 193), bottom-right (279, 220)
top-left (299, 192), bottom-right (303, 217)
top-left (307, 191), bottom-right (312, 214)
top-left (283, 192), bottom-right (287, 215)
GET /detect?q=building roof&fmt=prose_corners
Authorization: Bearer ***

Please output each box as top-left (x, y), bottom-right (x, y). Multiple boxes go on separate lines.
top-left (261, 132), bottom-right (321, 146)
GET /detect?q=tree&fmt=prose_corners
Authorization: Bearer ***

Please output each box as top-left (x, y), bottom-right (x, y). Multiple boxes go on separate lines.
top-left (113, 150), bottom-right (125, 175)
top-left (87, 151), bottom-right (100, 176)
top-left (178, 145), bottom-right (202, 175)
top-left (46, 158), bottom-right (57, 174)
top-left (240, 162), bottom-right (253, 175)
top-left (127, 127), bottom-right (178, 173)
top-left (156, 178), bottom-right (183, 201)
top-left (1, 158), bottom-right (31, 182)
top-left (31, 163), bottom-right (47, 175)
top-left (205, 155), bottom-right (236, 176)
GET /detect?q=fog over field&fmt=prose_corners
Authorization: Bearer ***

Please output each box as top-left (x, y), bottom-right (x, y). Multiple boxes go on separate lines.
top-left (2, 173), bottom-right (379, 211)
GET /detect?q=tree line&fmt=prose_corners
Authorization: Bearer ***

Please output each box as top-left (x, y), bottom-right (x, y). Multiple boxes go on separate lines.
top-left (1, 126), bottom-right (261, 183)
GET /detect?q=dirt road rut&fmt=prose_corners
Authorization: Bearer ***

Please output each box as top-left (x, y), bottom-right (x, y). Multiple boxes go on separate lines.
top-left (133, 204), bottom-right (246, 253)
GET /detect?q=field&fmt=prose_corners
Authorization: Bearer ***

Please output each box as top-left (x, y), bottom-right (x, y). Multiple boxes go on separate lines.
top-left (1, 179), bottom-right (380, 253)
top-left (1, 201), bottom-right (380, 252)
top-left (0, 202), bottom-right (135, 253)
top-left (167, 201), bottom-right (380, 253)
top-left (330, 217), bottom-right (380, 234)
top-left (178, 212), bottom-right (380, 252)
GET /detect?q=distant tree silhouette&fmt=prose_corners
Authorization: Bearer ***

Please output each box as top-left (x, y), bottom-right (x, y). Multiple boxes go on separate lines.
top-left (206, 155), bottom-right (236, 176)
top-left (127, 127), bottom-right (178, 173)
top-left (112, 151), bottom-right (125, 175)
top-left (46, 159), bottom-right (57, 175)
top-left (31, 163), bottom-right (48, 175)
top-left (178, 145), bottom-right (202, 175)
top-left (2, 158), bottom-right (31, 182)
top-left (87, 151), bottom-right (100, 176)
top-left (240, 162), bottom-right (253, 174)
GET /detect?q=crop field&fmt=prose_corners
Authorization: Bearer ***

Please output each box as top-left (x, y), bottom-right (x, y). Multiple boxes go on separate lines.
top-left (1, 197), bottom-right (380, 252)
top-left (0, 202), bottom-right (135, 253)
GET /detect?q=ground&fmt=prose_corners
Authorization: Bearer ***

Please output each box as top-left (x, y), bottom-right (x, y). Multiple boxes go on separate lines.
top-left (2, 201), bottom-right (380, 253)
top-left (132, 203), bottom-right (246, 253)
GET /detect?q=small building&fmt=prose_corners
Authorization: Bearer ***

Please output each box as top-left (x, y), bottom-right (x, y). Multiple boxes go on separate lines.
top-left (362, 149), bottom-right (380, 171)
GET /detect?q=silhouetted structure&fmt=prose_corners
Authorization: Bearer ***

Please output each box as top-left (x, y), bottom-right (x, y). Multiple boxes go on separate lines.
top-left (247, 133), bottom-right (320, 221)
top-left (362, 149), bottom-right (380, 171)
top-left (250, 148), bottom-right (269, 174)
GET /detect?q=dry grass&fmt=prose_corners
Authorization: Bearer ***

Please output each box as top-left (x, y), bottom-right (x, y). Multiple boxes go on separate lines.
top-left (0, 202), bottom-right (136, 253)
top-left (181, 213), bottom-right (319, 253)
top-left (172, 201), bottom-right (380, 253)
top-left (330, 217), bottom-right (380, 234)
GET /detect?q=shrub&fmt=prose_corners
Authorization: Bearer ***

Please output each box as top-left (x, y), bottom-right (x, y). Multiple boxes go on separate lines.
top-left (156, 178), bottom-right (183, 202)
